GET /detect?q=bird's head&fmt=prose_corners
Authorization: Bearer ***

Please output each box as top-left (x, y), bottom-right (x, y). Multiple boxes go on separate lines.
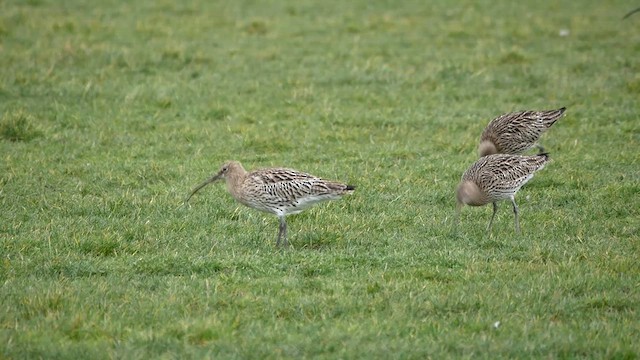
top-left (456, 180), bottom-right (484, 207)
top-left (212, 161), bottom-right (244, 181)
top-left (184, 161), bottom-right (246, 203)
top-left (478, 140), bottom-right (498, 157)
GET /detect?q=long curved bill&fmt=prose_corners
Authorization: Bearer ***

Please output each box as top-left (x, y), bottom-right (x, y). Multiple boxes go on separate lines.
top-left (184, 174), bottom-right (221, 203)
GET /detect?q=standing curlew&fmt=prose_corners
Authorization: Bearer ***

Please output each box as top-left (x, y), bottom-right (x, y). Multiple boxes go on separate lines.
top-left (185, 161), bottom-right (355, 247)
top-left (478, 107), bottom-right (566, 157)
top-left (455, 153), bottom-right (550, 233)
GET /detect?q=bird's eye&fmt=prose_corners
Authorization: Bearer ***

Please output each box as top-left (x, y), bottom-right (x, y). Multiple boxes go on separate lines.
top-left (222, 166), bottom-right (229, 173)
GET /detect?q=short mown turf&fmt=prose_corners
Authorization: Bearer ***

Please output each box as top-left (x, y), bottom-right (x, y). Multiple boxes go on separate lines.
top-left (1, 0), bottom-right (638, 358)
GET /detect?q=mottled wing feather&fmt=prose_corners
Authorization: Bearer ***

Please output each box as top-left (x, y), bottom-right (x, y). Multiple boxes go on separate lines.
top-left (463, 154), bottom-right (548, 201)
top-left (481, 108), bottom-right (565, 154)
top-left (241, 168), bottom-right (350, 215)
top-left (251, 168), bottom-right (317, 183)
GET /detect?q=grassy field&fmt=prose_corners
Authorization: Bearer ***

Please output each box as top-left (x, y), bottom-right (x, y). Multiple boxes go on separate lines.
top-left (1, 0), bottom-right (638, 358)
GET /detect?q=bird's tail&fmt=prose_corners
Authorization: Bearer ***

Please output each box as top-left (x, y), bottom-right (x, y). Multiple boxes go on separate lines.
top-left (540, 107), bottom-right (566, 126)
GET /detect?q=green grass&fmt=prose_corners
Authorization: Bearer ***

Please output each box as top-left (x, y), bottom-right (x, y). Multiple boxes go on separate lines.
top-left (1, 0), bottom-right (638, 358)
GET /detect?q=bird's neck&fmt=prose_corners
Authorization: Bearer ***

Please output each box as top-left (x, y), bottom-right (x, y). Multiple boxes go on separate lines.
top-left (225, 170), bottom-right (247, 201)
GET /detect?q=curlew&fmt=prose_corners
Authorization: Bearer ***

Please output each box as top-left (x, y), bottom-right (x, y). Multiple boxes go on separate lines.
top-left (455, 153), bottom-right (550, 233)
top-left (185, 161), bottom-right (355, 247)
top-left (478, 107), bottom-right (566, 157)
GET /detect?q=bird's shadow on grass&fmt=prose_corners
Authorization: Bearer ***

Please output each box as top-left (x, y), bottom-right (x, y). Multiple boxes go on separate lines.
top-left (525, 177), bottom-right (564, 190)
top-left (293, 231), bottom-right (342, 251)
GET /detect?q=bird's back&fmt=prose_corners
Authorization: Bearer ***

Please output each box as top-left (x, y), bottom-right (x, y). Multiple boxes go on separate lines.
top-left (239, 168), bottom-right (354, 216)
top-left (463, 154), bottom-right (549, 201)
top-left (480, 108), bottom-right (566, 154)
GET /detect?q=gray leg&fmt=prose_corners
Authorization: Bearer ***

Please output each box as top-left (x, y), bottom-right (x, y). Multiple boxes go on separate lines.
top-left (277, 217), bottom-right (288, 247)
top-left (511, 197), bottom-right (520, 233)
top-left (487, 202), bottom-right (498, 232)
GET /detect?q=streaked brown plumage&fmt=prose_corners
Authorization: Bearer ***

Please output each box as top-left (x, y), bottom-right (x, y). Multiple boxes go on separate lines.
top-left (479, 107), bottom-right (566, 157)
top-left (185, 161), bottom-right (355, 247)
top-left (456, 153), bottom-right (550, 233)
